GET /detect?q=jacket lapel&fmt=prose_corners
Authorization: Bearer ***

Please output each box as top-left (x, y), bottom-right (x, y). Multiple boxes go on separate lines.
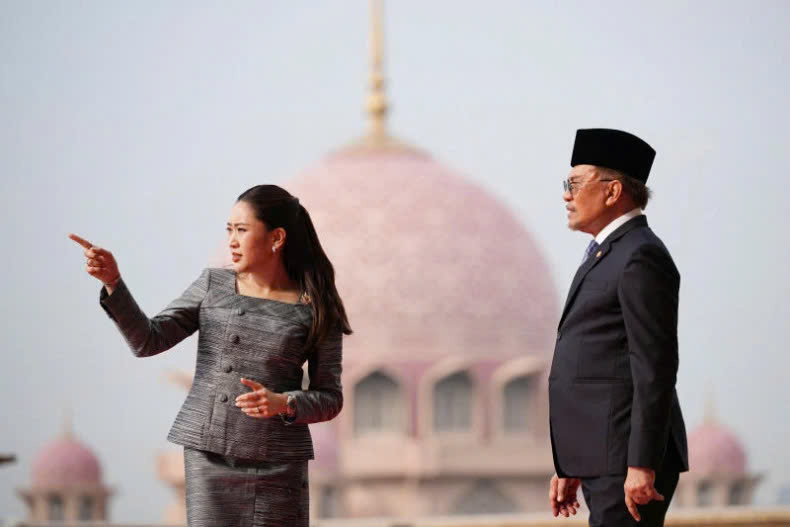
top-left (558, 215), bottom-right (648, 328)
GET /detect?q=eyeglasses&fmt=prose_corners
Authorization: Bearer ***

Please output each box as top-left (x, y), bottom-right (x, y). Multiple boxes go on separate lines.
top-left (562, 178), bottom-right (616, 196)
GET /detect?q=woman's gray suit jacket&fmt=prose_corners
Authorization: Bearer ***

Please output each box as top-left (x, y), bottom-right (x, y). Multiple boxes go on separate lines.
top-left (99, 268), bottom-right (343, 462)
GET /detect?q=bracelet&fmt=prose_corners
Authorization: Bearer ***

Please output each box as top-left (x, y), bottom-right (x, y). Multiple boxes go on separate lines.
top-left (104, 275), bottom-right (121, 288)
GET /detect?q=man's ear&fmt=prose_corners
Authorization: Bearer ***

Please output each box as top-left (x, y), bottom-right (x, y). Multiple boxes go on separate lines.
top-left (605, 180), bottom-right (623, 206)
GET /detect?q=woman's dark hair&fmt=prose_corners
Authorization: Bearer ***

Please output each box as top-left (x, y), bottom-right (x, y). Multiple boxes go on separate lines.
top-left (236, 185), bottom-right (352, 349)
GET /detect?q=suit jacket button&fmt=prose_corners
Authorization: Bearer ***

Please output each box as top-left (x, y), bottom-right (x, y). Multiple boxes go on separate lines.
top-left (223, 364), bottom-right (232, 373)
top-left (219, 394), bottom-right (228, 403)
top-left (231, 334), bottom-right (240, 344)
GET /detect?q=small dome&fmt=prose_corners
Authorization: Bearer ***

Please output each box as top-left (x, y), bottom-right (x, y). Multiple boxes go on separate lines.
top-left (688, 420), bottom-right (747, 477)
top-left (32, 436), bottom-right (102, 488)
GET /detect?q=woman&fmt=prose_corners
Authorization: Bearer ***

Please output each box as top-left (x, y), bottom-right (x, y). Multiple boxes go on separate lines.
top-left (69, 184), bottom-right (351, 527)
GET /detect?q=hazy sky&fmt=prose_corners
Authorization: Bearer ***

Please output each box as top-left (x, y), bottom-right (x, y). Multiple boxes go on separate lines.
top-left (1, 1), bottom-right (789, 523)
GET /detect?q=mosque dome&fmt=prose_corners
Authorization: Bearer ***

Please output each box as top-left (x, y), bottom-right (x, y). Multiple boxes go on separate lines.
top-left (32, 434), bottom-right (102, 488)
top-left (688, 417), bottom-right (747, 477)
top-left (288, 146), bottom-right (557, 363)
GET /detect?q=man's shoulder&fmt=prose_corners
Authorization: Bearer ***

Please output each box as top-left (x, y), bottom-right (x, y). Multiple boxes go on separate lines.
top-left (617, 226), bottom-right (678, 276)
top-left (617, 221), bottom-right (669, 253)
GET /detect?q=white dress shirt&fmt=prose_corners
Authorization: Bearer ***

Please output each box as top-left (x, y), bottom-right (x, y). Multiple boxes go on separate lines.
top-left (594, 208), bottom-right (643, 245)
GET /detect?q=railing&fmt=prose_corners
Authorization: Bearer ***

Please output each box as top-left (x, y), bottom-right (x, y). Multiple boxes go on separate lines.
top-left (312, 508), bottom-right (790, 527)
top-left (8, 507), bottom-right (790, 527)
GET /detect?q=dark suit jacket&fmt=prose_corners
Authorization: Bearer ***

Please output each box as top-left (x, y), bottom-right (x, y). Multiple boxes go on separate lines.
top-left (100, 268), bottom-right (343, 462)
top-left (549, 215), bottom-right (688, 478)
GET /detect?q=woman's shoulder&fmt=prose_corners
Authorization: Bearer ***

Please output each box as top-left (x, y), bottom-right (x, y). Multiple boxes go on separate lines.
top-left (200, 267), bottom-right (236, 293)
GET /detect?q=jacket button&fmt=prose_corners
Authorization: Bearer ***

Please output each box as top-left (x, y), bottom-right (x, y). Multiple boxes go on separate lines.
top-left (223, 364), bottom-right (232, 373)
top-left (231, 334), bottom-right (240, 344)
top-left (237, 308), bottom-right (245, 316)
top-left (219, 394), bottom-right (228, 403)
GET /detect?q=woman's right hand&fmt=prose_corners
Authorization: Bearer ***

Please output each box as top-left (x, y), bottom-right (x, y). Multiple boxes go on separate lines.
top-left (68, 233), bottom-right (121, 292)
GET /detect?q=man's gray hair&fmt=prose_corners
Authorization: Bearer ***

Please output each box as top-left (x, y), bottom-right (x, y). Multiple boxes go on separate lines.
top-left (597, 167), bottom-right (652, 210)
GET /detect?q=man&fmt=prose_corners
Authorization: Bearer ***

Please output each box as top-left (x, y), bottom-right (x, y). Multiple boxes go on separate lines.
top-left (548, 129), bottom-right (688, 526)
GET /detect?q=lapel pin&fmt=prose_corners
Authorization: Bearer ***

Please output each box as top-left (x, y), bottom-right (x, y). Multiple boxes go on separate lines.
top-left (596, 250), bottom-right (602, 258)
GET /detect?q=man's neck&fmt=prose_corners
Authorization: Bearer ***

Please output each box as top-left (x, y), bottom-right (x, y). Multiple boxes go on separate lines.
top-left (593, 208), bottom-right (643, 244)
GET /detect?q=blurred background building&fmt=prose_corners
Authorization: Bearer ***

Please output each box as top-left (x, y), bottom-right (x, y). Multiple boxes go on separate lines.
top-left (675, 404), bottom-right (762, 508)
top-left (15, 418), bottom-right (113, 523)
top-left (207, 1), bottom-right (559, 518)
top-left (4, 1), bottom-right (790, 526)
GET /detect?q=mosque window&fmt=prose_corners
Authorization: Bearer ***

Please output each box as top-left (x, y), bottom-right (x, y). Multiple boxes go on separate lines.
top-left (697, 480), bottom-right (714, 507)
top-left (728, 481), bottom-right (746, 505)
top-left (78, 495), bottom-right (94, 520)
top-left (503, 374), bottom-right (536, 432)
top-left (434, 371), bottom-right (473, 432)
top-left (48, 495), bottom-right (64, 521)
top-left (354, 371), bottom-right (403, 435)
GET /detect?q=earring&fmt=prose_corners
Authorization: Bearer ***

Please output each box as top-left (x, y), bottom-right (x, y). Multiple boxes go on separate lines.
top-left (272, 246), bottom-right (277, 253)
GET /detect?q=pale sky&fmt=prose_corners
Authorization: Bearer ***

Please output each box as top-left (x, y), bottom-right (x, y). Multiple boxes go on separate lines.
top-left (1, 1), bottom-right (789, 523)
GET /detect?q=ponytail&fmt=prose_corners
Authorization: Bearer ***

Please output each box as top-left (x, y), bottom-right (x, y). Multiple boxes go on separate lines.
top-left (296, 204), bottom-right (352, 351)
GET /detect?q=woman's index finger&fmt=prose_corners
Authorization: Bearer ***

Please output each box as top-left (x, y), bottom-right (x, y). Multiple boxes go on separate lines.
top-left (240, 378), bottom-right (263, 390)
top-left (68, 233), bottom-right (94, 249)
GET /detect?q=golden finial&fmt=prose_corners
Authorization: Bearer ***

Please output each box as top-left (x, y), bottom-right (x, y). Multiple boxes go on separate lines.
top-left (63, 405), bottom-right (74, 438)
top-left (333, 0), bottom-right (425, 157)
top-left (703, 384), bottom-right (717, 424)
top-left (366, 0), bottom-right (388, 135)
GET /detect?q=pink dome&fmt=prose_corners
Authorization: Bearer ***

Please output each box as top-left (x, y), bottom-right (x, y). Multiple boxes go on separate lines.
top-left (32, 436), bottom-right (102, 488)
top-left (287, 150), bottom-right (558, 363)
top-left (688, 420), bottom-right (747, 476)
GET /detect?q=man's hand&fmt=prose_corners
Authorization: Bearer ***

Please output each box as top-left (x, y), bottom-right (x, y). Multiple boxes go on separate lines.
top-left (624, 466), bottom-right (664, 522)
top-left (549, 473), bottom-right (581, 518)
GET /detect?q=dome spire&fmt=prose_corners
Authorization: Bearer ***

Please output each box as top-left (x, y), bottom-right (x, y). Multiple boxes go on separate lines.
top-left (62, 405), bottom-right (74, 438)
top-left (703, 384), bottom-right (717, 424)
top-left (332, 0), bottom-right (426, 157)
top-left (366, 0), bottom-right (388, 135)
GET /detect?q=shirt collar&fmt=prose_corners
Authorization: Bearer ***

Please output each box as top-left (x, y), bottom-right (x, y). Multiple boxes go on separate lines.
top-left (594, 208), bottom-right (643, 245)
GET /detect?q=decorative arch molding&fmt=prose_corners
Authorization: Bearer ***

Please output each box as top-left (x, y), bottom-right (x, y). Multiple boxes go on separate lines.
top-left (344, 363), bottom-right (409, 439)
top-left (417, 357), bottom-right (482, 441)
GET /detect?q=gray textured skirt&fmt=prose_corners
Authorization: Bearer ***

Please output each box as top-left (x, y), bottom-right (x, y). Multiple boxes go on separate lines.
top-left (184, 447), bottom-right (309, 527)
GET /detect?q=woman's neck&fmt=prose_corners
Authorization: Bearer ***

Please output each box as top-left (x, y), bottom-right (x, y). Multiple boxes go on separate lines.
top-left (236, 262), bottom-right (300, 302)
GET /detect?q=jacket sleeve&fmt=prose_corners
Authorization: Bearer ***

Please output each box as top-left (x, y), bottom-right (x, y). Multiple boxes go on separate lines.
top-left (619, 244), bottom-right (680, 470)
top-left (99, 269), bottom-right (210, 358)
top-left (284, 327), bottom-right (344, 424)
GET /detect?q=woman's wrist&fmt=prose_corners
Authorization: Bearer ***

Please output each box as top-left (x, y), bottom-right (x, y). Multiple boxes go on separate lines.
top-left (277, 393), bottom-right (296, 417)
top-left (103, 275), bottom-right (121, 295)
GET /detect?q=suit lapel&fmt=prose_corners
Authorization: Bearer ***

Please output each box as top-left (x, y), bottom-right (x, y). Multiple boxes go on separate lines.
top-left (558, 215), bottom-right (648, 327)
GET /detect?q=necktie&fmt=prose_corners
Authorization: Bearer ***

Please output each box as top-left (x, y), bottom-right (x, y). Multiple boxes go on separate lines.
top-left (582, 239), bottom-right (599, 264)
